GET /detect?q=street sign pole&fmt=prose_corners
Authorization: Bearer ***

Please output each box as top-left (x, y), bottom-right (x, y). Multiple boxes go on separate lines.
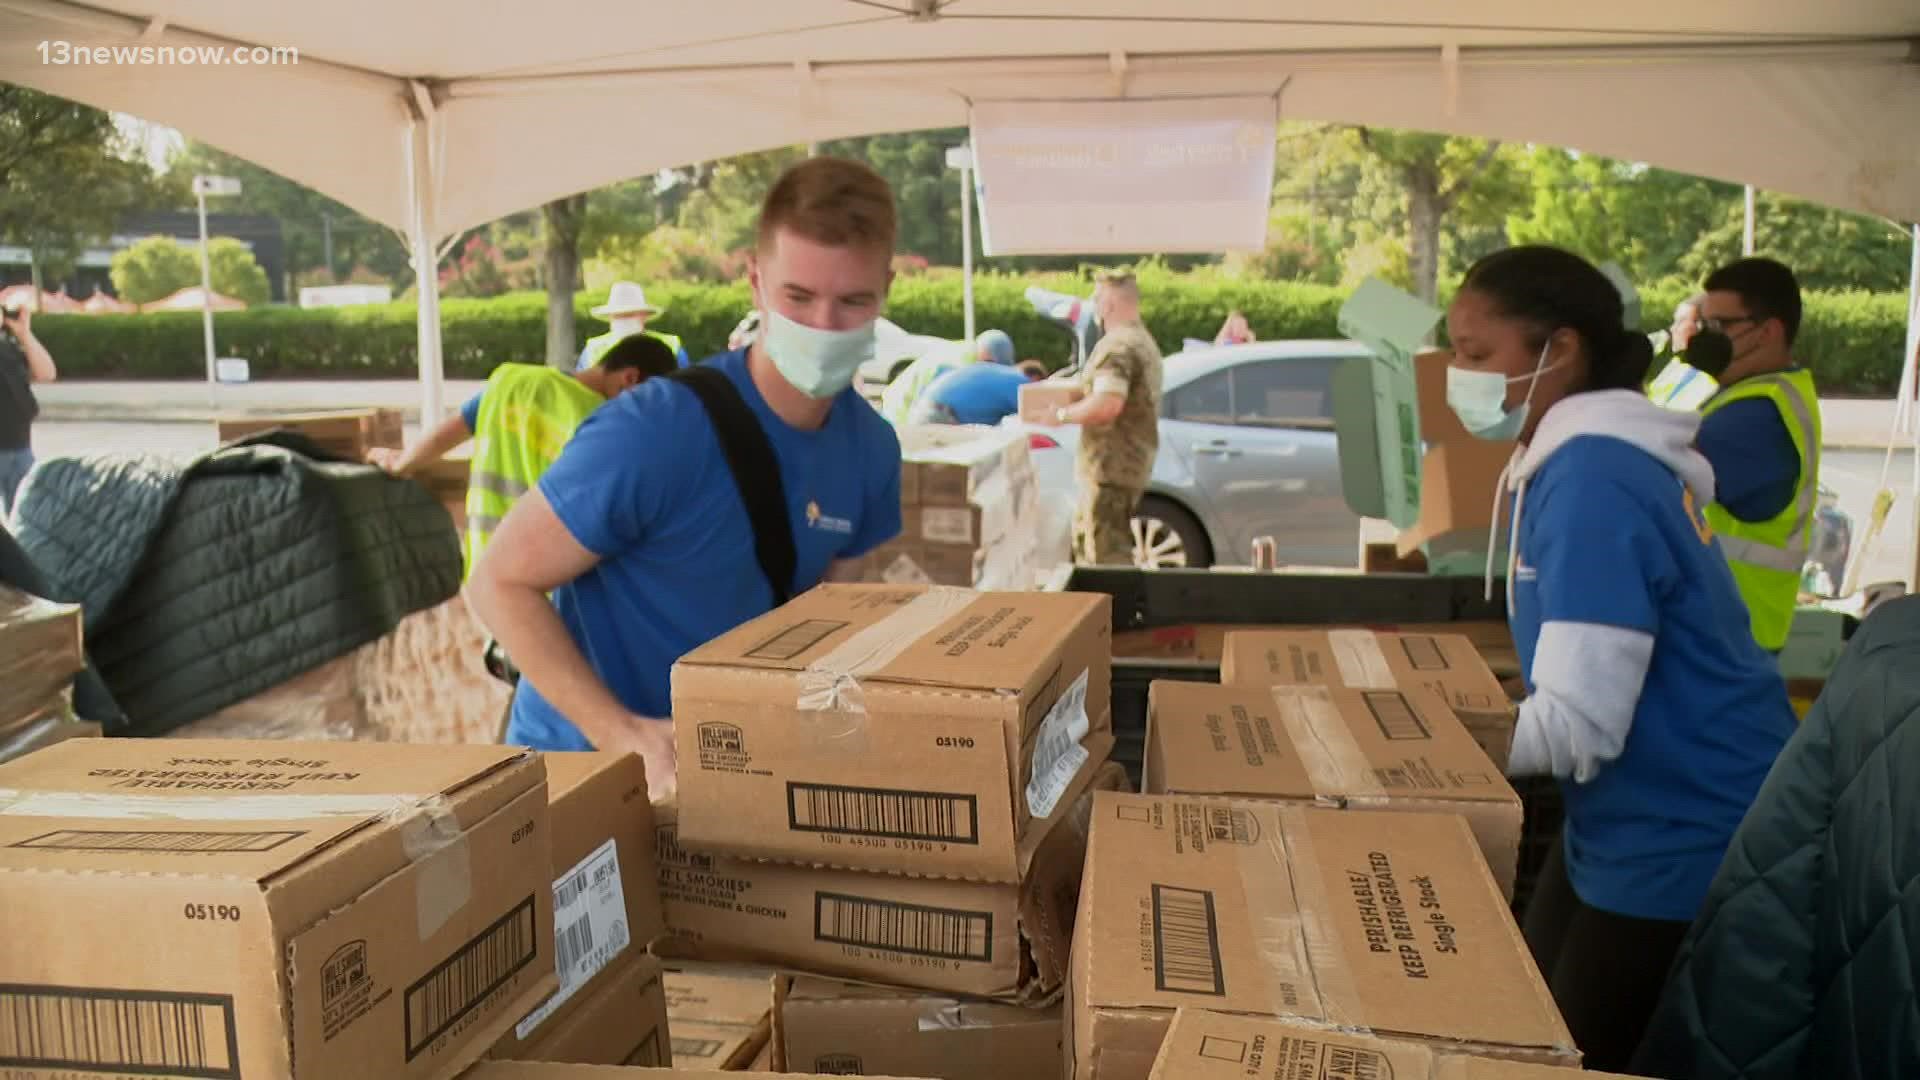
top-left (191, 175), bottom-right (241, 403)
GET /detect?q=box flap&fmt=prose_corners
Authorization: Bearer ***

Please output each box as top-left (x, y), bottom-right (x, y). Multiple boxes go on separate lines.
top-left (0, 739), bottom-right (533, 882)
top-left (678, 584), bottom-right (1107, 698)
top-left (1085, 794), bottom-right (1571, 1055)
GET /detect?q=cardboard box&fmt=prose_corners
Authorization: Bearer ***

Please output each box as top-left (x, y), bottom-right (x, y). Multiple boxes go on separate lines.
top-left (0, 690), bottom-right (97, 766)
top-left (655, 748), bottom-right (1109, 1000)
top-left (0, 585), bottom-right (83, 732)
top-left (862, 542), bottom-right (981, 588)
top-left (1067, 793), bottom-right (1575, 1080)
top-left (748, 1041), bottom-right (778, 1070)
top-left (467, 1066), bottom-right (933, 1079)
top-left (1413, 348), bottom-right (1468, 445)
top-left (1396, 440), bottom-right (1517, 558)
top-left (898, 425), bottom-right (1033, 508)
top-left (672, 584), bottom-right (1112, 880)
top-left (773, 976), bottom-right (1062, 1080)
top-left (1149, 1010), bottom-right (1620, 1080)
top-left (1113, 622), bottom-right (1516, 674)
top-left (667, 966), bottom-right (776, 1071)
top-left (493, 752), bottom-right (665, 1058)
top-left (0, 739), bottom-right (556, 1080)
top-left (215, 407), bottom-right (405, 461)
top-left (1144, 680), bottom-right (1522, 898)
top-left (509, 951), bottom-right (670, 1067)
top-left (1221, 628), bottom-right (1516, 770)
top-left (1018, 380), bottom-right (1083, 425)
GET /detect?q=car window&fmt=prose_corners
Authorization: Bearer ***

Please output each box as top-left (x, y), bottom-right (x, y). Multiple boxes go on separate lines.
top-left (1230, 358), bottom-right (1338, 429)
top-left (1164, 370), bottom-right (1233, 423)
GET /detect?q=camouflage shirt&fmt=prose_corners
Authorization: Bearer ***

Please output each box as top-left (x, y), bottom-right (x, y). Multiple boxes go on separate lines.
top-left (1076, 323), bottom-right (1163, 490)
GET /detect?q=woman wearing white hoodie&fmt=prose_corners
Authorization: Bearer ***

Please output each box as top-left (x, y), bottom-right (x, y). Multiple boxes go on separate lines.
top-left (1445, 246), bottom-right (1796, 1071)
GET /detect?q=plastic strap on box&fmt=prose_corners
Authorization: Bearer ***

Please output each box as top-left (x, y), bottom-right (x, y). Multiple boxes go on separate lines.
top-left (397, 796), bottom-right (471, 940)
top-left (1326, 630), bottom-right (1396, 689)
top-left (1267, 805), bottom-right (1367, 1033)
top-left (795, 586), bottom-right (976, 718)
top-left (1272, 687), bottom-right (1385, 803)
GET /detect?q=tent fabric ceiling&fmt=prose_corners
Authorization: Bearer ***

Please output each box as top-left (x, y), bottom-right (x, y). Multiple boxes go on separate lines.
top-left (3, 1), bottom-right (1917, 241)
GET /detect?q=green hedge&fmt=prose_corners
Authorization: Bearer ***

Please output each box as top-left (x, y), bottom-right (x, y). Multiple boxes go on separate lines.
top-left (28, 276), bottom-right (1910, 393)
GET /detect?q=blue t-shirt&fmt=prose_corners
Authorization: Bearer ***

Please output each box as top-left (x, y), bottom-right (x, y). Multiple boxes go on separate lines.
top-left (1697, 392), bottom-right (1800, 522)
top-left (459, 390), bottom-right (484, 432)
top-left (506, 349), bottom-right (902, 750)
top-left (1510, 435), bottom-right (1795, 922)
top-left (918, 365), bottom-right (1030, 426)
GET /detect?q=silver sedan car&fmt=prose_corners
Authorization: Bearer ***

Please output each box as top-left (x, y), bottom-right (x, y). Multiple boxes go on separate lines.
top-left (1025, 340), bottom-right (1372, 569)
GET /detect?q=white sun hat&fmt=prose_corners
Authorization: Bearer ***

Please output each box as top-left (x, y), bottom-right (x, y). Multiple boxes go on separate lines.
top-left (591, 280), bottom-right (663, 318)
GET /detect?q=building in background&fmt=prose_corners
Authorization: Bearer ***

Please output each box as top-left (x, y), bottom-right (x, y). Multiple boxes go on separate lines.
top-left (0, 211), bottom-right (286, 302)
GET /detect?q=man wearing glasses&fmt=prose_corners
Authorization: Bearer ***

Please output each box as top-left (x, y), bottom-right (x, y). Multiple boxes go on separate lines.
top-left (1694, 258), bottom-right (1821, 653)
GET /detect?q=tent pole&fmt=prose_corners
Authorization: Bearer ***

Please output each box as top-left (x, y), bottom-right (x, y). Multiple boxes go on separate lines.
top-left (1900, 224), bottom-right (1919, 434)
top-left (406, 112), bottom-right (446, 426)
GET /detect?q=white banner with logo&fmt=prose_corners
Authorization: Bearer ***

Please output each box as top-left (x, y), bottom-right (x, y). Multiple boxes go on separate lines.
top-left (969, 96), bottom-right (1278, 256)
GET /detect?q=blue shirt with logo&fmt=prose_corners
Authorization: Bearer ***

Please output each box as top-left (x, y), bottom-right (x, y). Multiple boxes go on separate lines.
top-left (506, 348), bottom-right (902, 749)
top-left (1511, 435), bottom-right (1795, 922)
top-left (1697, 394), bottom-right (1800, 521)
top-left (918, 364), bottom-right (1030, 426)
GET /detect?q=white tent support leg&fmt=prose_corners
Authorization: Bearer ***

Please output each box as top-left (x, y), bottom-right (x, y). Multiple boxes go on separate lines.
top-left (1900, 224), bottom-right (1920, 433)
top-left (405, 84), bottom-right (446, 426)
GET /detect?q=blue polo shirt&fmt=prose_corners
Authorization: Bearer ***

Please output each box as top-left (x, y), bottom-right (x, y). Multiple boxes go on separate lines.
top-left (505, 349), bottom-right (902, 749)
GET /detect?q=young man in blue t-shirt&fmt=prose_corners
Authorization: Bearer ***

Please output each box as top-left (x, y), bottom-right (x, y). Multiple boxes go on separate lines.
top-left (466, 158), bottom-right (905, 798)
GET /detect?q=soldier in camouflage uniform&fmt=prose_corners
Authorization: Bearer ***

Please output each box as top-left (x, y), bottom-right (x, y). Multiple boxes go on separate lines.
top-left (1042, 271), bottom-right (1164, 565)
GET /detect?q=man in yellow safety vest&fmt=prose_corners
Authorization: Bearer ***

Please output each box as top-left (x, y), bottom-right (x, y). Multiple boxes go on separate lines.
top-left (1693, 258), bottom-right (1822, 653)
top-left (368, 334), bottom-right (678, 577)
top-left (577, 280), bottom-right (688, 372)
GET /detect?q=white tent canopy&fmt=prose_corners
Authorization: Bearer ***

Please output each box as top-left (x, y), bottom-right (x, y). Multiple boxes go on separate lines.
top-left (3, 0), bottom-right (1918, 420)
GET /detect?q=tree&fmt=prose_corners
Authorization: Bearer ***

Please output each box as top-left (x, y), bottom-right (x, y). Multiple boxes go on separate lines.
top-left (542, 194), bottom-right (587, 367)
top-left (1506, 149), bottom-right (1738, 284)
top-left (1679, 194), bottom-right (1911, 292)
top-left (1350, 129), bottom-right (1524, 303)
top-left (0, 86), bottom-right (175, 294)
top-left (109, 235), bottom-right (270, 305)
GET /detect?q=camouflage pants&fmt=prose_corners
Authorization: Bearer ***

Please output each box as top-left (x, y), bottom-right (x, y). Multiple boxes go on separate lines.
top-left (1074, 484), bottom-right (1142, 566)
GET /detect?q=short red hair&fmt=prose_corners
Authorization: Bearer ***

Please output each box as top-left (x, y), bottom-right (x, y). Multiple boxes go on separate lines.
top-left (756, 157), bottom-right (897, 256)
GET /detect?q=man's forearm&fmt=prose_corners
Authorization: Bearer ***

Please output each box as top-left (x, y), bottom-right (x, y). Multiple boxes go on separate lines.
top-left (465, 578), bottom-right (644, 745)
top-left (19, 332), bottom-right (54, 383)
top-left (397, 415), bottom-right (472, 473)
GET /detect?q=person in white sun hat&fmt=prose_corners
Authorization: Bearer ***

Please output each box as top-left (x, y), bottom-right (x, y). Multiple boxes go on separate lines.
top-left (576, 280), bottom-right (689, 371)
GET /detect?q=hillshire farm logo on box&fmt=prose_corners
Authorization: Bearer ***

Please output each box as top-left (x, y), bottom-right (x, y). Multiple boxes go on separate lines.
top-left (697, 722), bottom-right (751, 771)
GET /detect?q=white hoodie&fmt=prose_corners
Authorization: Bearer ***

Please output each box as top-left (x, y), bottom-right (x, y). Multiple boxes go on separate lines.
top-left (1492, 390), bottom-right (1718, 783)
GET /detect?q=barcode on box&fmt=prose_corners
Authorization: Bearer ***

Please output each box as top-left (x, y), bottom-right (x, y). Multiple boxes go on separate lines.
top-left (788, 782), bottom-right (980, 844)
top-left (624, 1027), bottom-right (665, 1066)
top-left (0, 984), bottom-right (239, 1079)
top-left (1397, 636), bottom-right (1449, 672)
top-left (1364, 690), bottom-right (1430, 741)
top-left (404, 896), bottom-right (537, 1060)
top-left (1376, 766), bottom-right (1415, 790)
top-left (746, 619), bottom-right (850, 661)
top-left (815, 893), bottom-right (994, 962)
top-left (674, 1037), bottom-right (725, 1060)
top-left (554, 862), bottom-right (591, 910)
top-left (1152, 884), bottom-right (1225, 995)
top-left (12, 829), bottom-right (304, 852)
top-left (555, 912), bottom-right (594, 977)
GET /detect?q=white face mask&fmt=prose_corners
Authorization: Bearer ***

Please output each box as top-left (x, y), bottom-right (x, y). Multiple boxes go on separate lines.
top-left (610, 316), bottom-right (648, 337)
top-left (760, 309), bottom-right (876, 399)
top-left (1446, 339), bottom-right (1559, 441)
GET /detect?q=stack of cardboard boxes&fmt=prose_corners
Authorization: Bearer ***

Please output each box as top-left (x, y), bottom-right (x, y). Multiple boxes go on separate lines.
top-left (0, 584), bottom-right (97, 763)
top-left (662, 583), bottom-right (1119, 1078)
top-left (860, 426), bottom-right (1060, 591)
top-left (215, 407), bottom-right (406, 461)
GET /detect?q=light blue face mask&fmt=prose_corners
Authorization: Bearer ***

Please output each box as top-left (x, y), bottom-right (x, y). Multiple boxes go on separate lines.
top-left (759, 309), bottom-right (876, 399)
top-left (1446, 339), bottom-right (1558, 441)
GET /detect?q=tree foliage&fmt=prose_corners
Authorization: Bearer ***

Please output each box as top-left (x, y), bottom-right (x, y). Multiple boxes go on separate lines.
top-left (109, 235), bottom-right (271, 305)
top-left (0, 86), bottom-right (176, 286)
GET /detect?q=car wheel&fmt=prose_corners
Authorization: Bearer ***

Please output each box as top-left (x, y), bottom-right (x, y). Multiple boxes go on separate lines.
top-left (1132, 497), bottom-right (1212, 569)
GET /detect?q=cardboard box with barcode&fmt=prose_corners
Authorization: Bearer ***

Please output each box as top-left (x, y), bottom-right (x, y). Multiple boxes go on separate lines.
top-left (671, 584), bottom-right (1112, 881)
top-left (0, 584), bottom-right (84, 734)
top-left (0, 739), bottom-right (556, 1080)
top-left (772, 975), bottom-right (1062, 1080)
top-left (1144, 680), bottom-right (1521, 899)
top-left (656, 758), bottom-right (1116, 1001)
top-left (666, 965), bottom-right (777, 1071)
top-left (1221, 627), bottom-right (1517, 770)
top-left (1149, 1010), bottom-right (1626, 1080)
top-left (1113, 621), bottom-right (1518, 678)
top-left (1067, 792), bottom-right (1575, 1080)
top-left (491, 751), bottom-right (665, 1060)
top-left (505, 950), bottom-right (670, 1067)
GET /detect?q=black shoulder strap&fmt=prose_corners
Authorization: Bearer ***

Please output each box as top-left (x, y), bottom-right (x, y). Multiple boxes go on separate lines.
top-left (666, 366), bottom-right (796, 606)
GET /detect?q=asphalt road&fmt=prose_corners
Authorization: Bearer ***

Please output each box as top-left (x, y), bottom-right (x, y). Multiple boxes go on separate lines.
top-left (24, 420), bottom-right (1920, 590)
